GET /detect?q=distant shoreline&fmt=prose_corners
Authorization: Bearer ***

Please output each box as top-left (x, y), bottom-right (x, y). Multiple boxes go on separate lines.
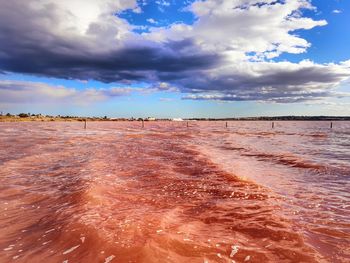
top-left (1, 115), bottom-right (350, 122)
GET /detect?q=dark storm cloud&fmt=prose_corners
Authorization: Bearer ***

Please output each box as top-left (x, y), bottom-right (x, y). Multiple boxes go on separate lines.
top-left (0, 45), bottom-right (219, 82)
top-left (0, 32), bottom-right (219, 83)
top-left (0, 0), bottom-right (219, 83)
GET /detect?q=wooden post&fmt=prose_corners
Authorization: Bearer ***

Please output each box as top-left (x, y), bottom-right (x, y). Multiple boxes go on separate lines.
top-left (330, 122), bottom-right (333, 129)
top-left (142, 119), bottom-right (144, 128)
top-left (187, 121), bottom-right (189, 128)
top-left (225, 122), bottom-right (228, 128)
top-left (84, 119), bottom-right (87, 129)
top-left (272, 122), bottom-right (274, 129)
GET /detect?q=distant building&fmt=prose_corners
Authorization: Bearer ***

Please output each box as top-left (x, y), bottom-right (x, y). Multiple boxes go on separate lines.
top-left (172, 118), bottom-right (183, 121)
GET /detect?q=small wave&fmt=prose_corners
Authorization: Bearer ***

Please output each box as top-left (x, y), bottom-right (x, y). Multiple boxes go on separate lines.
top-left (221, 144), bottom-right (326, 171)
top-left (243, 152), bottom-right (325, 170)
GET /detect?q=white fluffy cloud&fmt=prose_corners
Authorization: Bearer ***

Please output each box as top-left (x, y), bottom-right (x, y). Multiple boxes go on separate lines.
top-left (144, 0), bottom-right (350, 102)
top-left (148, 0), bottom-right (326, 58)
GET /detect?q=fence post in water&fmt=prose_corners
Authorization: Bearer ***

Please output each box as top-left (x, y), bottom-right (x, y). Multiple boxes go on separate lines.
top-left (84, 119), bottom-right (87, 129)
top-left (330, 122), bottom-right (333, 129)
top-left (272, 122), bottom-right (274, 129)
top-left (187, 121), bottom-right (189, 128)
top-left (142, 119), bottom-right (144, 128)
top-left (225, 122), bottom-right (228, 128)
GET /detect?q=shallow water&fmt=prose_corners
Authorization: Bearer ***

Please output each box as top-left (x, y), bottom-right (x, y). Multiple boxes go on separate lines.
top-left (0, 121), bottom-right (349, 262)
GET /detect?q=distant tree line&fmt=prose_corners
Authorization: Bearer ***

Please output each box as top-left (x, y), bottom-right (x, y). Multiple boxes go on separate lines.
top-left (1, 112), bottom-right (350, 121)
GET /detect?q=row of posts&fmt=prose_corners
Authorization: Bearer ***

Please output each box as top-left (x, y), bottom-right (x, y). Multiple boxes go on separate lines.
top-left (84, 119), bottom-right (334, 129)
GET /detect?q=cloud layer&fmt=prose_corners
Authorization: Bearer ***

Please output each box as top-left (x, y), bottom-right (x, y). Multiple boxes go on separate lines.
top-left (0, 80), bottom-right (135, 105)
top-left (180, 60), bottom-right (350, 103)
top-left (0, 0), bottom-right (349, 103)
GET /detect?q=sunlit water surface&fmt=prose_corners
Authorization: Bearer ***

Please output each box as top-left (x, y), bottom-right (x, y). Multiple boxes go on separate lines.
top-left (0, 121), bottom-right (349, 263)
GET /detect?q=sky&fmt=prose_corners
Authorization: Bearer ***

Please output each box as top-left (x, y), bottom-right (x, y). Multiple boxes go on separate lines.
top-left (0, 0), bottom-right (350, 118)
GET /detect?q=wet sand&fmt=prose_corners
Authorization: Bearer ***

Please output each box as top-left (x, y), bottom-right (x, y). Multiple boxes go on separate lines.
top-left (0, 121), bottom-right (349, 262)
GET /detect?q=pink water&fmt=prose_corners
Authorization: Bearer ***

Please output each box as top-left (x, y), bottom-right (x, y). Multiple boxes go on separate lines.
top-left (0, 121), bottom-right (349, 262)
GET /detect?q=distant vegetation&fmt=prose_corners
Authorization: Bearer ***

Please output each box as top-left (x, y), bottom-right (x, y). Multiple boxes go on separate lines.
top-left (0, 113), bottom-right (110, 122)
top-left (0, 113), bottom-right (165, 122)
top-left (18, 113), bottom-right (30, 118)
top-left (0, 113), bottom-right (349, 122)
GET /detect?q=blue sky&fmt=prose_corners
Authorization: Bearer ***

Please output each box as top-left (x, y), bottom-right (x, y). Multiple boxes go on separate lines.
top-left (119, 0), bottom-right (197, 33)
top-left (0, 0), bottom-right (349, 117)
top-left (277, 0), bottom-right (350, 63)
